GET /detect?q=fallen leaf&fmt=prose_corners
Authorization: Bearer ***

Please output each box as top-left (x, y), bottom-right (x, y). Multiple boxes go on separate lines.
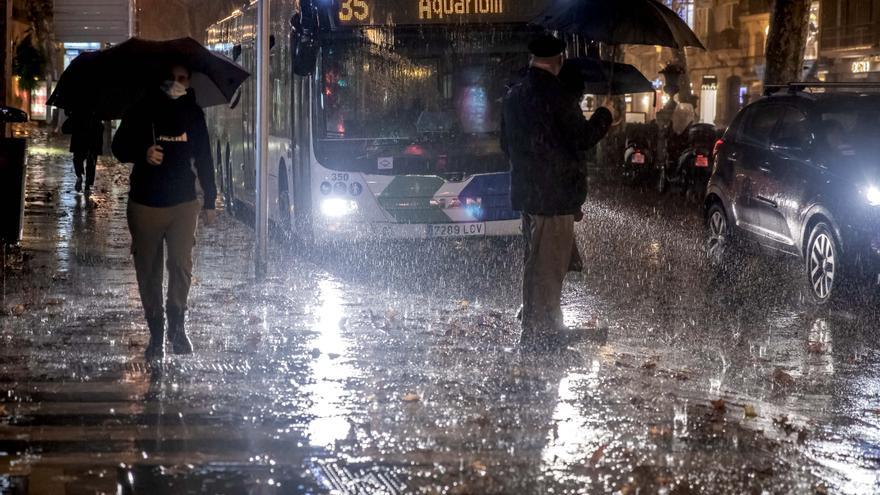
top-left (472, 415), bottom-right (490, 427)
top-left (744, 405), bottom-right (758, 418)
top-left (711, 399), bottom-right (726, 413)
top-left (0, 404), bottom-right (6, 415)
top-left (807, 342), bottom-right (826, 354)
top-left (402, 392), bottom-right (420, 402)
top-left (12, 304), bottom-right (25, 316)
top-left (797, 429), bottom-right (809, 444)
top-left (589, 443), bottom-right (607, 465)
top-left (772, 368), bottom-right (796, 387)
top-left (44, 298), bottom-right (64, 306)
top-left (471, 459), bottom-right (487, 474)
top-left (648, 425), bottom-right (671, 438)
top-left (641, 361), bottom-right (657, 370)
top-left (457, 300), bottom-right (470, 309)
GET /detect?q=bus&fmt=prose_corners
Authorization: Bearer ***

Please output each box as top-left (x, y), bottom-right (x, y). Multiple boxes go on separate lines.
top-left (205, 0), bottom-right (547, 244)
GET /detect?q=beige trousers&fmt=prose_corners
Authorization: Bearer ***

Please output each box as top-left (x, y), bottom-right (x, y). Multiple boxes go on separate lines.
top-left (521, 213), bottom-right (575, 335)
top-left (126, 199), bottom-right (201, 319)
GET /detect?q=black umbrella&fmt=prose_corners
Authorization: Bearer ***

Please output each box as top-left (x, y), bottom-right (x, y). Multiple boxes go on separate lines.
top-left (48, 37), bottom-right (250, 119)
top-left (561, 57), bottom-right (655, 95)
top-left (532, 0), bottom-right (704, 49)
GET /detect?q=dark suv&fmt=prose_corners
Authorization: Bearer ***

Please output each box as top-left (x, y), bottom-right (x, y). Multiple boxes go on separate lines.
top-left (705, 83), bottom-right (880, 304)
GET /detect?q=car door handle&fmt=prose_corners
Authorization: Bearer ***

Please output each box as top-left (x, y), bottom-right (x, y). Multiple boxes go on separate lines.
top-left (758, 164), bottom-right (772, 174)
top-left (726, 152), bottom-right (738, 162)
top-left (756, 195), bottom-right (777, 208)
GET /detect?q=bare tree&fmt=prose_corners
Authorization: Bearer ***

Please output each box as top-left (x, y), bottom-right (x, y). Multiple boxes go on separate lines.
top-left (763, 0), bottom-right (811, 86)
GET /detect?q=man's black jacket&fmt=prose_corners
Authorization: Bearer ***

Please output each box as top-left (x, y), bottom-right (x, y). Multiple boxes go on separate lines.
top-left (501, 67), bottom-right (612, 216)
top-left (112, 89), bottom-right (217, 209)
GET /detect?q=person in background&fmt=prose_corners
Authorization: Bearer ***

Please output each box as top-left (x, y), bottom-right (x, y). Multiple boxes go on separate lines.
top-left (63, 109), bottom-right (104, 194)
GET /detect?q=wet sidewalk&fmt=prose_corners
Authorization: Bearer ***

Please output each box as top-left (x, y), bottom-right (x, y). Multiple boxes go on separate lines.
top-left (1, 128), bottom-right (879, 494)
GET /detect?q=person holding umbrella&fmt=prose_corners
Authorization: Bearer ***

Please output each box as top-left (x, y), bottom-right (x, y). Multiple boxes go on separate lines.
top-left (112, 62), bottom-right (218, 361)
top-left (501, 34), bottom-right (613, 350)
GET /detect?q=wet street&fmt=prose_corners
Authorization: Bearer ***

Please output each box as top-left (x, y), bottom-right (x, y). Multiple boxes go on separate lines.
top-left (2, 128), bottom-right (880, 494)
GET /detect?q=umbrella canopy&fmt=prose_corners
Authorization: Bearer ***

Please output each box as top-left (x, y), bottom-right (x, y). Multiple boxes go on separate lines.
top-left (532, 0), bottom-right (704, 49)
top-left (561, 57), bottom-right (655, 95)
top-left (48, 37), bottom-right (250, 119)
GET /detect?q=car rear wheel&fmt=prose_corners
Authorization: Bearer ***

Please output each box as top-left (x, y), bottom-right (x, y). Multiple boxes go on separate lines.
top-left (805, 223), bottom-right (842, 305)
top-left (706, 203), bottom-right (733, 270)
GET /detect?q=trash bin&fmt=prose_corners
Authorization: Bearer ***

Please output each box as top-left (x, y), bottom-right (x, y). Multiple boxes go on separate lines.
top-left (0, 105), bottom-right (29, 245)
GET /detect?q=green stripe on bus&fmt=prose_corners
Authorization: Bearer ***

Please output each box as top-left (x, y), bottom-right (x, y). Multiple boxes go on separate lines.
top-left (376, 176), bottom-right (449, 224)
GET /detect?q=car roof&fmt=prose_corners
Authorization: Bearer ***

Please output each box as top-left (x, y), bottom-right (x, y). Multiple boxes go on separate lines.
top-left (758, 91), bottom-right (880, 110)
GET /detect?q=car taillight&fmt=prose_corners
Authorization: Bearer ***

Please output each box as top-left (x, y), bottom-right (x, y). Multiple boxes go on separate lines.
top-left (713, 138), bottom-right (724, 158)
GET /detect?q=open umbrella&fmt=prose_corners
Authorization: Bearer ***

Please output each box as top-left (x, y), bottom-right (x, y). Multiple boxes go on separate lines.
top-left (561, 57), bottom-right (655, 95)
top-left (48, 37), bottom-right (250, 119)
top-left (532, 0), bottom-right (704, 49)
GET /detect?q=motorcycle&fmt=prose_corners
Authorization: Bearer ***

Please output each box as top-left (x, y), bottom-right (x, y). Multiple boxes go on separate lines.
top-left (621, 122), bottom-right (658, 184)
top-left (657, 123), bottom-right (719, 199)
top-left (676, 123), bottom-right (719, 201)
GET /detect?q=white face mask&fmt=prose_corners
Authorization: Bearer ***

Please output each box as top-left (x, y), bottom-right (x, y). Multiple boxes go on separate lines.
top-left (161, 80), bottom-right (187, 99)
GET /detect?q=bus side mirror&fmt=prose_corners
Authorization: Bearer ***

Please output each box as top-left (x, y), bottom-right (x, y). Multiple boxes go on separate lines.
top-left (291, 5), bottom-right (319, 76)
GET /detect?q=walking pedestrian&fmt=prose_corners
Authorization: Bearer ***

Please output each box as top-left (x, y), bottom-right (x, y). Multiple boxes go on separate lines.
top-left (63, 109), bottom-right (103, 194)
top-left (111, 63), bottom-right (218, 361)
top-left (501, 34), bottom-right (613, 350)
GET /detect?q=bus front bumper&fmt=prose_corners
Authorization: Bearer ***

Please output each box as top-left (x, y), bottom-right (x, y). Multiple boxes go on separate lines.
top-left (313, 218), bottom-right (522, 244)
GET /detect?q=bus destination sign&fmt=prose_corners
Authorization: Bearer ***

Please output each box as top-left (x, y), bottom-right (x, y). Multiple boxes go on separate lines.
top-left (334, 0), bottom-right (545, 26)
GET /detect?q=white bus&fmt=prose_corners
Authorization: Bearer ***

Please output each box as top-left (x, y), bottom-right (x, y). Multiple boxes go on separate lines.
top-left (206, 0), bottom-right (546, 244)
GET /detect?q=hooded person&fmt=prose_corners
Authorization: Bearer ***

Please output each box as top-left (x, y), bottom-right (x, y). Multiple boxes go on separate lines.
top-left (112, 63), bottom-right (218, 361)
top-left (500, 34), bottom-right (613, 350)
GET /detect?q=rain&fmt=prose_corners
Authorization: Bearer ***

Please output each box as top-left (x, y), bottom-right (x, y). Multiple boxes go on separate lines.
top-left (2, 0), bottom-right (880, 494)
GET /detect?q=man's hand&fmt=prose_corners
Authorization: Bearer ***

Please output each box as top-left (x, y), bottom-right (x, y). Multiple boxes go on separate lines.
top-left (202, 209), bottom-right (218, 226)
top-left (601, 102), bottom-right (621, 125)
top-left (146, 145), bottom-right (164, 166)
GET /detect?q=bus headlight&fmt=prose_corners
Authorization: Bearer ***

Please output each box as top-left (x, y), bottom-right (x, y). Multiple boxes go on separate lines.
top-left (867, 185), bottom-right (880, 206)
top-left (320, 198), bottom-right (358, 217)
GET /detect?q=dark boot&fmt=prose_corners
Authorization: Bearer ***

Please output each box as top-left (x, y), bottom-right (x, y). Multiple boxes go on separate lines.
top-left (167, 308), bottom-right (193, 355)
top-left (144, 315), bottom-right (165, 361)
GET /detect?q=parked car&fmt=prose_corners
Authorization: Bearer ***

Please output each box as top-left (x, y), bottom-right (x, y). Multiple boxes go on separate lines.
top-left (705, 83), bottom-right (880, 304)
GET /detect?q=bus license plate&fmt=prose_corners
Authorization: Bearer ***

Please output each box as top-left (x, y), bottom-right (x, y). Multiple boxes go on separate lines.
top-left (633, 152), bottom-right (645, 164)
top-left (695, 155), bottom-right (709, 167)
top-left (429, 222), bottom-right (485, 237)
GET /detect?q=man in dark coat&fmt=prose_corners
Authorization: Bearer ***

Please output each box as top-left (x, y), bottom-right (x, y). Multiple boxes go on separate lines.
top-left (112, 64), bottom-right (217, 361)
top-left (63, 110), bottom-right (104, 193)
top-left (501, 34), bottom-right (613, 349)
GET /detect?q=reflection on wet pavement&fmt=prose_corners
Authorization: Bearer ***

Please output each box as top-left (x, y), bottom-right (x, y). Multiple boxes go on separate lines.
top-left (2, 128), bottom-right (880, 493)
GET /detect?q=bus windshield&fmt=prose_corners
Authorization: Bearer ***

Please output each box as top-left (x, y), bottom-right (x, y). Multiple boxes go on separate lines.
top-left (315, 26), bottom-right (532, 176)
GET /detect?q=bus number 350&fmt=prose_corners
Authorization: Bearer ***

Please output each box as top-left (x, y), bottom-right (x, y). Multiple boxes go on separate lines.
top-left (339, 0), bottom-right (369, 21)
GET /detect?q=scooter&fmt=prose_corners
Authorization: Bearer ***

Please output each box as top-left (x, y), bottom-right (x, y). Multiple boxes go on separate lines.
top-left (621, 122), bottom-right (658, 184)
top-left (675, 123), bottom-right (718, 202)
top-left (657, 123), bottom-right (718, 198)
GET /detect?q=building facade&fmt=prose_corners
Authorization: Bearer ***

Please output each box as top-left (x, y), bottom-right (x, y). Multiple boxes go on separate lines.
top-left (625, 0), bottom-right (819, 128)
top-left (818, 0), bottom-right (880, 83)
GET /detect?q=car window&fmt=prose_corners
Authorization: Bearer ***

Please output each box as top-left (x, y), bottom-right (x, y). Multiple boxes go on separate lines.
top-left (738, 104), bottom-right (785, 147)
top-left (772, 107), bottom-right (811, 149)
